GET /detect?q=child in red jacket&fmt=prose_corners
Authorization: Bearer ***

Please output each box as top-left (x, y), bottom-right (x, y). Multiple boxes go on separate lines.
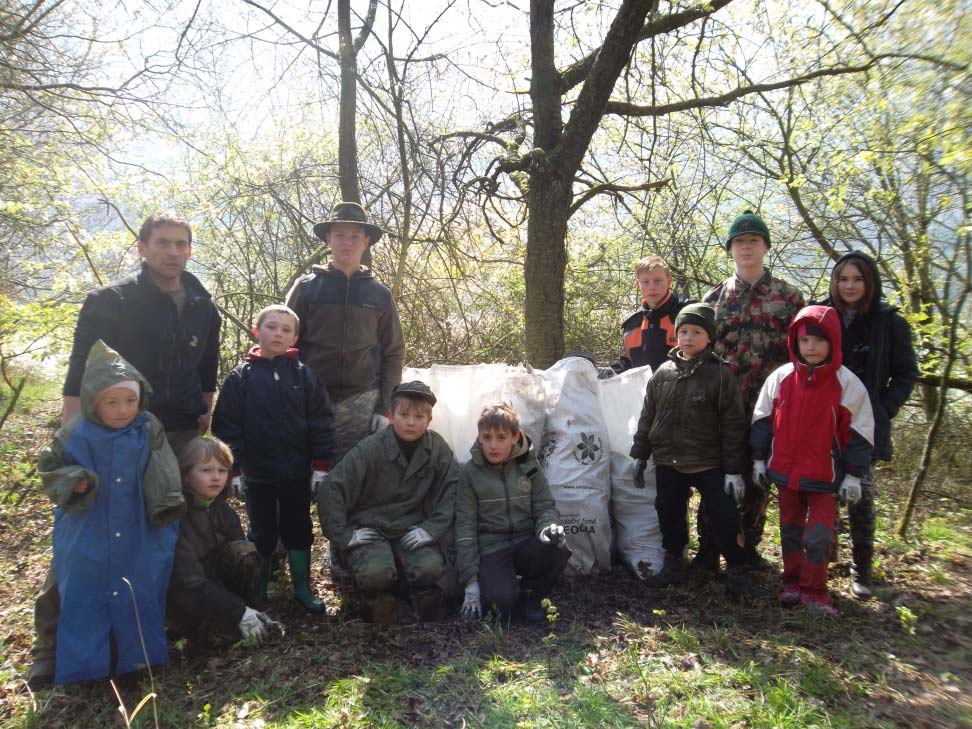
top-left (750, 305), bottom-right (874, 615)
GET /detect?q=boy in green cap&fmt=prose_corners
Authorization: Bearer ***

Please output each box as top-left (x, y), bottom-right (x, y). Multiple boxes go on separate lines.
top-left (699, 210), bottom-right (805, 571)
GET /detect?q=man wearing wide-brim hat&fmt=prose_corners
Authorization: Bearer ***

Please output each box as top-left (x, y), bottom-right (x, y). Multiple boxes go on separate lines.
top-left (286, 201), bottom-right (405, 462)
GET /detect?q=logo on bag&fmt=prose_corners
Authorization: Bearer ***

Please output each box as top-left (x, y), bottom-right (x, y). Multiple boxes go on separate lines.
top-left (539, 429), bottom-right (558, 467)
top-left (573, 432), bottom-right (603, 465)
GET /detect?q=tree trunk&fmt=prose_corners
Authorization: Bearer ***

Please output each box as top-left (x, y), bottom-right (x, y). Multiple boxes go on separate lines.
top-left (337, 0), bottom-right (360, 205)
top-left (524, 174), bottom-right (572, 367)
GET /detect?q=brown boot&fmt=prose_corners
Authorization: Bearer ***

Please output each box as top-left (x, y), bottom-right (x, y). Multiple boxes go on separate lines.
top-left (410, 587), bottom-right (445, 623)
top-left (361, 593), bottom-right (399, 625)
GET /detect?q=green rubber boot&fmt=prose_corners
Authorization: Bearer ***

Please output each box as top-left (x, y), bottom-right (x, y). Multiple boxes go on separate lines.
top-left (287, 549), bottom-right (326, 614)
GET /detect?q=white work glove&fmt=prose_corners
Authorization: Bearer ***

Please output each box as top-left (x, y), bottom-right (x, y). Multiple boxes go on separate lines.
top-left (460, 580), bottom-right (482, 621)
top-left (633, 459), bottom-right (648, 489)
top-left (401, 526), bottom-right (434, 551)
top-left (839, 475), bottom-right (863, 505)
top-left (538, 524), bottom-right (567, 548)
top-left (231, 476), bottom-right (245, 501)
top-left (310, 470), bottom-right (328, 500)
top-left (724, 474), bottom-right (745, 505)
top-left (239, 607), bottom-right (268, 642)
top-left (370, 414), bottom-right (390, 434)
top-left (347, 527), bottom-right (383, 549)
top-left (752, 460), bottom-right (769, 489)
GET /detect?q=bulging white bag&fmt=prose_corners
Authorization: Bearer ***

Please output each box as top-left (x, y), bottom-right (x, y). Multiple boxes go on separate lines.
top-left (540, 358), bottom-right (612, 575)
top-left (598, 365), bottom-right (665, 579)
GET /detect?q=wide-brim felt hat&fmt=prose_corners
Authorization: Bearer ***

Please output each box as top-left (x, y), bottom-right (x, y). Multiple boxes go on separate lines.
top-left (312, 201), bottom-right (384, 244)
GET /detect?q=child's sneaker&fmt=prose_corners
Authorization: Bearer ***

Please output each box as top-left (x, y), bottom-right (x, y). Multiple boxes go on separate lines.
top-left (779, 583), bottom-right (801, 608)
top-left (801, 593), bottom-right (838, 617)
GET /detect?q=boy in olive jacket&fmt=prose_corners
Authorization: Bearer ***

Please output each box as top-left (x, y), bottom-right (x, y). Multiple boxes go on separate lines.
top-left (630, 304), bottom-right (762, 598)
top-left (318, 381), bottom-right (458, 624)
top-left (456, 403), bottom-right (570, 624)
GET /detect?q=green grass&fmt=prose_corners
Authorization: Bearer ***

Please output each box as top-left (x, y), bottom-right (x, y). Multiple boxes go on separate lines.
top-left (2, 398), bottom-right (971, 728)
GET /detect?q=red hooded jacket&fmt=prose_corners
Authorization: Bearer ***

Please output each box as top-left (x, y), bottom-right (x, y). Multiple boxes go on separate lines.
top-left (750, 305), bottom-right (874, 493)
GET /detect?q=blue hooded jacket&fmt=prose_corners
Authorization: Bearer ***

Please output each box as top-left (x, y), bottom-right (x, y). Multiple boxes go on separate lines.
top-left (39, 340), bottom-right (180, 685)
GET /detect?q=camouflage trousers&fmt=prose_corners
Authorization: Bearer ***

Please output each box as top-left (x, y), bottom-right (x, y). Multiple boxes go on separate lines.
top-left (344, 535), bottom-right (444, 595)
top-left (332, 389), bottom-right (380, 463)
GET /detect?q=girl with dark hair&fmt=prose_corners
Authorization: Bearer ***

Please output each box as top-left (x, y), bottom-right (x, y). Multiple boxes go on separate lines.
top-left (821, 252), bottom-right (919, 599)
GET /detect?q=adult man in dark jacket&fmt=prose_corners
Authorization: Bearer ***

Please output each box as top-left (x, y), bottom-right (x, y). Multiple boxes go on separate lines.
top-left (28, 211), bottom-right (221, 690)
top-left (286, 202), bottom-right (405, 460)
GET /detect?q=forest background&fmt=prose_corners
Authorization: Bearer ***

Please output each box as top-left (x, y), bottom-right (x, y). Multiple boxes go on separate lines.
top-left (1, 0), bottom-right (971, 727)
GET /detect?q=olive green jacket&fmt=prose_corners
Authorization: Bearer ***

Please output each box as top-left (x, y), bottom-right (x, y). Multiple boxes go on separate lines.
top-left (319, 426), bottom-right (459, 549)
top-left (455, 436), bottom-right (560, 584)
top-left (630, 347), bottom-right (748, 474)
top-left (37, 339), bottom-right (185, 526)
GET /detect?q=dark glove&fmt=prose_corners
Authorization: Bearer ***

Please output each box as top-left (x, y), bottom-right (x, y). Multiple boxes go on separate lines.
top-left (633, 459), bottom-right (647, 489)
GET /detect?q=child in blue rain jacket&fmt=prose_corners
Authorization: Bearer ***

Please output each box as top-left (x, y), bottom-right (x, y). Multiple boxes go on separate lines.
top-left (37, 339), bottom-right (183, 685)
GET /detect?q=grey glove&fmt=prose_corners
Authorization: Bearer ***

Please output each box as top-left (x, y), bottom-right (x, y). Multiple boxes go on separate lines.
top-left (310, 470), bottom-right (328, 500)
top-left (752, 460), bottom-right (769, 489)
top-left (239, 606), bottom-right (268, 642)
top-left (839, 475), bottom-right (862, 505)
top-left (231, 476), bottom-right (245, 501)
top-left (538, 523), bottom-right (567, 548)
top-left (401, 526), bottom-right (434, 551)
top-left (370, 414), bottom-right (390, 434)
top-left (460, 580), bottom-right (482, 621)
top-left (633, 459), bottom-right (647, 489)
top-left (347, 527), bottom-right (383, 549)
top-left (724, 474), bottom-right (745, 505)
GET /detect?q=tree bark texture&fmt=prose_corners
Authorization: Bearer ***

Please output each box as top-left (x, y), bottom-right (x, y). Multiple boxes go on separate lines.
top-left (337, 0), bottom-right (360, 205)
top-left (524, 0), bottom-right (655, 367)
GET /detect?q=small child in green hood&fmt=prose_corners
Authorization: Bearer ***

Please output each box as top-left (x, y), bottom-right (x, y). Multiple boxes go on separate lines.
top-left (34, 340), bottom-right (184, 686)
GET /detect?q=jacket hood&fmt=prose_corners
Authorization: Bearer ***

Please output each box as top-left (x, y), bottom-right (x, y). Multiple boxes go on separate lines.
top-left (244, 344), bottom-right (300, 362)
top-left (80, 339), bottom-right (152, 424)
top-left (788, 305), bottom-right (843, 375)
top-left (833, 250), bottom-right (883, 308)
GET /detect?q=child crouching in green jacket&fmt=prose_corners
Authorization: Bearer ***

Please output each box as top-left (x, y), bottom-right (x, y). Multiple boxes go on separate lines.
top-left (456, 403), bottom-right (570, 624)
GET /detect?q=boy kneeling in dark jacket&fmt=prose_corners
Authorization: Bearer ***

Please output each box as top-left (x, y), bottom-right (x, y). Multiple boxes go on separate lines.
top-left (168, 437), bottom-right (282, 643)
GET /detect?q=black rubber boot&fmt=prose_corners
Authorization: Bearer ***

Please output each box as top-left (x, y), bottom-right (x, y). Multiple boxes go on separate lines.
top-left (725, 565), bottom-right (770, 600)
top-left (643, 553), bottom-right (687, 587)
top-left (688, 547), bottom-right (720, 576)
top-left (26, 655), bottom-right (55, 691)
top-left (850, 544), bottom-right (875, 599)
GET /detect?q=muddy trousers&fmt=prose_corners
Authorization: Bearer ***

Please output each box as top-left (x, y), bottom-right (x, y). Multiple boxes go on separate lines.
top-left (345, 536), bottom-right (444, 594)
top-left (477, 535), bottom-right (570, 620)
top-left (778, 489), bottom-right (837, 599)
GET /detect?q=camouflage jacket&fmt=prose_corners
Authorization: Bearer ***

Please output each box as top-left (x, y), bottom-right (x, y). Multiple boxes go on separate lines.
top-left (703, 269), bottom-right (805, 415)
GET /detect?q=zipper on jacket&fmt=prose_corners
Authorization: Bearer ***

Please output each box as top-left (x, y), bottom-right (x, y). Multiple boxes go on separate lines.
top-left (342, 275), bottom-right (351, 393)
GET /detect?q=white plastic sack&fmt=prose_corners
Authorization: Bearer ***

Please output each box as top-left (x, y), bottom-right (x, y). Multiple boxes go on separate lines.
top-left (540, 358), bottom-right (612, 575)
top-left (598, 365), bottom-right (664, 578)
top-left (403, 363), bottom-right (506, 462)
